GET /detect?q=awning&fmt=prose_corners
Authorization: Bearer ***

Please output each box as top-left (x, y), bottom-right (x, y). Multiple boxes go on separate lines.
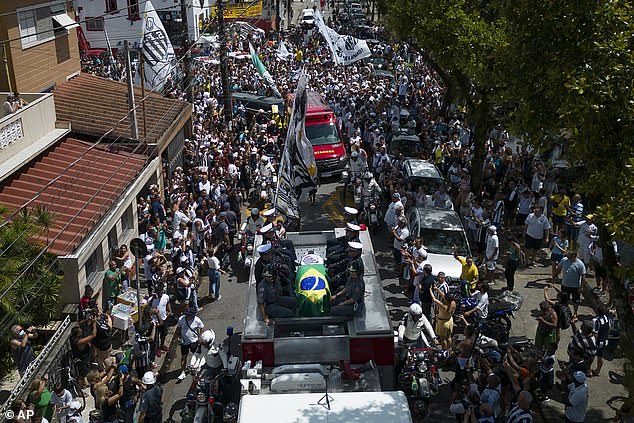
top-left (53, 13), bottom-right (80, 30)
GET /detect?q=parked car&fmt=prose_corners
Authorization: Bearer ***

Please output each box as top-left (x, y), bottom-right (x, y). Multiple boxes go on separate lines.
top-left (406, 207), bottom-right (471, 279)
top-left (388, 134), bottom-right (423, 159)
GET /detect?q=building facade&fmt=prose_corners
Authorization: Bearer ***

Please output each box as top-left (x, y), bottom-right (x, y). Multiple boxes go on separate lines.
top-left (76, 0), bottom-right (213, 51)
top-left (0, 0), bottom-right (81, 93)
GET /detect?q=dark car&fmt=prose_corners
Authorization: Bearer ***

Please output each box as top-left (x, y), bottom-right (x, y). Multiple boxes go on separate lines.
top-left (388, 134), bottom-right (423, 159)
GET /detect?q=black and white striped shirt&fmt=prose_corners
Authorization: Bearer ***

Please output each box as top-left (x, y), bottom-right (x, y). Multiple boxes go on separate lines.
top-left (506, 405), bottom-right (533, 423)
top-left (593, 314), bottom-right (610, 349)
top-left (493, 200), bottom-right (505, 224)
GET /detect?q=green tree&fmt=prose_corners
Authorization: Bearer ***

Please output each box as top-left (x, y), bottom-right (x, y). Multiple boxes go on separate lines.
top-left (384, 0), bottom-right (508, 196)
top-left (0, 206), bottom-right (62, 378)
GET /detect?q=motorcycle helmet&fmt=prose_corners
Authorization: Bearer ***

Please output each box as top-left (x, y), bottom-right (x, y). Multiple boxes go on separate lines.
top-left (251, 208), bottom-right (260, 217)
top-left (201, 329), bottom-right (216, 345)
top-left (261, 155), bottom-right (269, 163)
top-left (364, 172), bottom-right (373, 181)
top-left (409, 303), bottom-right (423, 321)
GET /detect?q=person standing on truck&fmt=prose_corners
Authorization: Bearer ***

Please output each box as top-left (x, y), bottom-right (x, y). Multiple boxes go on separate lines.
top-left (330, 261), bottom-right (365, 317)
top-left (326, 222), bottom-right (361, 258)
top-left (258, 266), bottom-right (297, 324)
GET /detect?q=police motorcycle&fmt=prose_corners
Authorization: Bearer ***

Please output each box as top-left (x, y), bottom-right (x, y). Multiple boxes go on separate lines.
top-left (251, 156), bottom-right (277, 210)
top-left (341, 151), bottom-right (369, 200)
top-left (181, 329), bottom-right (240, 423)
top-left (398, 346), bottom-right (445, 422)
top-left (238, 209), bottom-right (263, 270)
top-left (358, 172), bottom-right (382, 233)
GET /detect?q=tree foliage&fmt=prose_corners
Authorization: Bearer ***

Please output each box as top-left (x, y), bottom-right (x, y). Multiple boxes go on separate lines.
top-left (0, 206), bottom-right (62, 378)
top-left (385, 0), bottom-right (634, 249)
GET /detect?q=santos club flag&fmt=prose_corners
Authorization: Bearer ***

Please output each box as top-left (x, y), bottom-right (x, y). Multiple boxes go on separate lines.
top-left (274, 69), bottom-right (317, 220)
top-left (249, 43), bottom-right (282, 98)
top-left (313, 10), bottom-right (370, 65)
top-left (140, 0), bottom-right (176, 90)
top-left (295, 255), bottom-right (330, 317)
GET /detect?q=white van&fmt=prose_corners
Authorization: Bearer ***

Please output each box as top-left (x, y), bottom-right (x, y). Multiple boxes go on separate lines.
top-left (301, 8), bottom-right (315, 28)
top-left (238, 391), bottom-right (413, 423)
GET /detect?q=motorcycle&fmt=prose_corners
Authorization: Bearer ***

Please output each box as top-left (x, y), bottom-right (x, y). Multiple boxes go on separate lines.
top-left (398, 347), bottom-right (444, 422)
top-left (181, 373), bottom-right (231, 423)
top-left (362, 194), bottom-right (381, 234)
top-left (237, 223), bottom-right (255, 269)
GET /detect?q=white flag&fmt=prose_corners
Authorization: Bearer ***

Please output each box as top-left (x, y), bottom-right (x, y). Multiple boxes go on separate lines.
top-left (274, 69), bottom-right (317, 221)
top-left (140, 0), bottom-right (176, 90)
top-left (313, 10), bottom-right (371, 65)
top-left (276, 40), bottom-right (292, 61)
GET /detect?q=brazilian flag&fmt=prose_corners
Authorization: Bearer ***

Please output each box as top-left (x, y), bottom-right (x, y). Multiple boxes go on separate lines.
top-left (296, 263), bottom-right (331, 317)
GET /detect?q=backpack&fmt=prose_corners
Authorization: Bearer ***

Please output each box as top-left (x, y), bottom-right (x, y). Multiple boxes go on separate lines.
top-left (558, 304), bottom-right (573, 330)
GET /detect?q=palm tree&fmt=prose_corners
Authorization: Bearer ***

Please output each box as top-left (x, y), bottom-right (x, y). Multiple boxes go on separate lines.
top-left (34, 204), bottom-right (56, 245)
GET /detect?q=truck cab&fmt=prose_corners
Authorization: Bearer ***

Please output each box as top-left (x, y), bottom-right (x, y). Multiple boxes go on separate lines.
top-left (288, 92), bottom-right (348, 178)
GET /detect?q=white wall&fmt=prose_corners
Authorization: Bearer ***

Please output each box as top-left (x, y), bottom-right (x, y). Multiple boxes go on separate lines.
top-left (77, 0), bottom-right (211, 50)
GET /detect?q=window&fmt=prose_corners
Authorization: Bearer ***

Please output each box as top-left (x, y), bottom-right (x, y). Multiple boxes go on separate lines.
top-left (107, 227), bottom-right (118, 252)
top-left (121, 206), bottom-right (134, 231)
top-left (17, 6), bottom-right (53, 49)
top-left (85, 17), bottom-right (104, 31)
top-left (85, 246), bottom-right (103, 281)
top-left (105, 0), bottom-right (119, 13)
top-left (127, 0), bottom-right (140, 21)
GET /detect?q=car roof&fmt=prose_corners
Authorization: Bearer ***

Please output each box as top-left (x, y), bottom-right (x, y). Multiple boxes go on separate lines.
top-left (404, 159), bottom-right (442, 178)
top-left (302, 8), bottom-right (315, 15)
top-left (409, 207), bottom-right (464, 231)
top-left (392, 135), bottom-right (420, 143)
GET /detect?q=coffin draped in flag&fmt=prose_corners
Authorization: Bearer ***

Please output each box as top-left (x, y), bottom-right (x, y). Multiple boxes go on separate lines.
top-left (295, 254), bottom-right (330, 317)
top-left (274, 69), bottom-right (317, 222)
top-left (249, 43), bottom-right (282, 98)
top-left (313, 10), bottom-right (371, 65)
top-left (140, 0), bottom-right (176, 90)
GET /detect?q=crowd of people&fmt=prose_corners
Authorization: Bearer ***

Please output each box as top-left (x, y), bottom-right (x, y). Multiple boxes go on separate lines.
top-left (8, 1), bottom-right (626, 422)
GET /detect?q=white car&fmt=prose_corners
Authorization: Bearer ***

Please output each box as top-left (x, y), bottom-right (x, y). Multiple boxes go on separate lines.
top-left (406, 206), bottom-right (472, 280)
top-left (300, 9), bottom-right (315, 28)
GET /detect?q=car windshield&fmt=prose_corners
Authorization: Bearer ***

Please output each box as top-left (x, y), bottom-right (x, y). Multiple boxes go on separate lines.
top-left (305, 123), bottom-right (340, 146)
top-left (409, 176), bottom-right (444, 193)
top-left (419, 228), bottom-right (469, 255)
top-left (389, 139), bottom-right (422, 158)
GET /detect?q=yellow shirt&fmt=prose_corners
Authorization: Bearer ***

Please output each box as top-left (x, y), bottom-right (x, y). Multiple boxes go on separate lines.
top-left (551, 194), bottom-right (570, 217)
top-left (457, 256), bottom-right (479, 286)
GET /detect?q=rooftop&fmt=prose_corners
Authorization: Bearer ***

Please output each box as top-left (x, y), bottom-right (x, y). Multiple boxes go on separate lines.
top-left (0, 137), bottom-right (147, 256)
top-left (53, 73), bottom-right (190, 144)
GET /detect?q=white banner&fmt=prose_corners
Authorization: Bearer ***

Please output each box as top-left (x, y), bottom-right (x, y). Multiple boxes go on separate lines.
top-left (276, 40), bottom-right (292, 61)
top-left (140, 0), bottom-right (176, 90)
top-left (275, 69), bottom-right (317, 219)
top-left (313, 10), bottom-right (371, 65)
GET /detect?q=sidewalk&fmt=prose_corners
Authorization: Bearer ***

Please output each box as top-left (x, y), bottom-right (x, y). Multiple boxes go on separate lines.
top-left (508, 253), bottom-right (629, 422)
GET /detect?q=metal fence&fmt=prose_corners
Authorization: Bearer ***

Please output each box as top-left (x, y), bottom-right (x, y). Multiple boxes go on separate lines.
top-left (0, 315), bottom-right (73, 421)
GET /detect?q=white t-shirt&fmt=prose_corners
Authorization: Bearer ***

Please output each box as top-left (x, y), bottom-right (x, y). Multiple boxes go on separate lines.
top-left (177, 315), bottom-right (204, 345)
top-left (207, 255), bottom-right (220, 270)
top-left (525, 213), bottom-right (551, 239)
top-left (486, 234), bottom-right (499, 260)
top-left (151, 294), bottom-right (170, 323)
top-left (393, 226), bottom-right (410, 250)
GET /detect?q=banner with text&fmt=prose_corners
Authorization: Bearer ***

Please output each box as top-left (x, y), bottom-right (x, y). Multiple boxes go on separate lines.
top-left (313, 10), bottom-right (371, 65)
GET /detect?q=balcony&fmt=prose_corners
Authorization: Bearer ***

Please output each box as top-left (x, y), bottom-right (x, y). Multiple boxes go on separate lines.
top-left (0, 92), bottom-right (70, 182)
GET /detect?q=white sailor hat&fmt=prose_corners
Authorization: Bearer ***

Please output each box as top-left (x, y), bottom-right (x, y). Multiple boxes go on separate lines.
top-left (257, 243), bottom-right (272, 254)
top-left (347, 241), bottom-right (363, 251)
top-left (260, 223), bottom-right (274, 234)
top-left (346, 222), bottom-right (361, 231)
top-left (344, 206), bottom-right (359, 215)
top-left (262, 209), bottom-right (276, 217)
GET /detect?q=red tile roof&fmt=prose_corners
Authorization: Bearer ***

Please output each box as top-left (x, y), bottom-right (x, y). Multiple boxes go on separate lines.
top-left (53, 73), bottom-right (190, 144)
top-left (0, 138), bottom-right (147, 256)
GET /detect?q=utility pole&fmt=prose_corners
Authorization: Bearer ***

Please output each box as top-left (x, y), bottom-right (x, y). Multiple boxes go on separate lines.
top-left (275, 0), bottom-right (281, 37)
top-left (139, 46), bottom-right (148, 141)
top-left (218, 0), bottom-right (233, 123)
top-left (2, 43), bottom-right (13, 93)
top-left (181, 0), bottom-right (192, 103)
top-left (124, 41), bottom-right (139, 139)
